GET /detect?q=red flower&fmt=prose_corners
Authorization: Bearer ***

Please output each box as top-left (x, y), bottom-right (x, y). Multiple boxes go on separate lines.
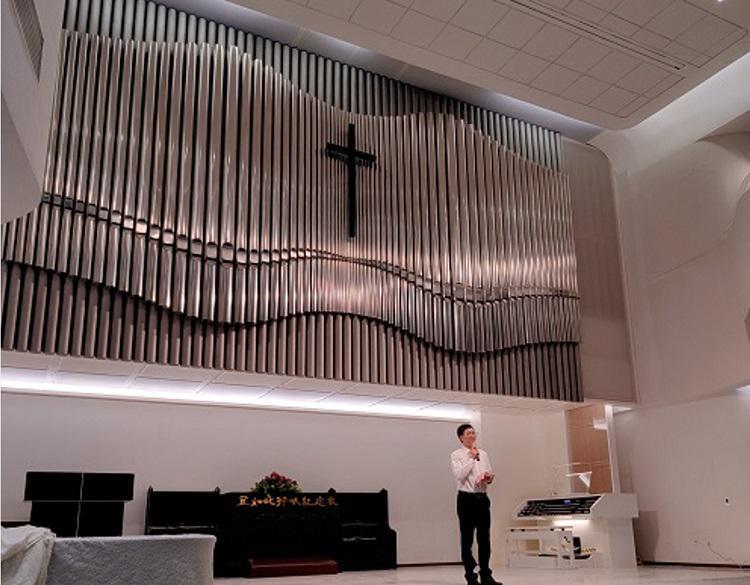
top-left (252, 472), bottom-right (302, 496)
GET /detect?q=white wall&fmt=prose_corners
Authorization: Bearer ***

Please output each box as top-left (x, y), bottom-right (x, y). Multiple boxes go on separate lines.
top-left (0, 392), bottom-right (566, 566)
top-left (603, 134), bottom-right (750, 563)
top-left (479, 409), bottom-right (569, 564)
top-left (591, 54), bottom-right (750, 408)
top-left (613, 134), bottom-right (750, 407)
top-left (591, 55), bottom-right (750, 564)
top-left (614, 393), bottom-right (750, 566)
top-left (0, 392), bottom-right (459, 564)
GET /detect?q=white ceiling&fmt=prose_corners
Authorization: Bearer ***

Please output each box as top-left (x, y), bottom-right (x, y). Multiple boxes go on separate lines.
top-left (176, 0), bottom-right (749, 133)
top-left (0, 351), bottom-right (592, 418)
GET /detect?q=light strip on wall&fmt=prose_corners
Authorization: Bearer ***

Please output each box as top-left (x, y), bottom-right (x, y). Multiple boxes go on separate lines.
top-left (0, 376), bottom-right (471, 422)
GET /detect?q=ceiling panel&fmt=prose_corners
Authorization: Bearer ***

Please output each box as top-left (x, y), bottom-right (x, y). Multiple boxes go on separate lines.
top-left (562, 74), bottom-right (609, 103)
top-left (452, 0), bottom-right (509, 35)
top-left (411, 0), bottom-right (464, 21)
top-left (556, 37), bottom-right (611, 73)
top-left (616, 62), bottom-right (671, 93)
top-left (306, 0), bottom-right (360, 20)
top-left (680, 14), bottom-right (739, 52)
top-left (599, 12), bottom-right (639, 36)
top-left (129, 377), bottom-right (204, 394)
top-left (631, 28), bottom-right (670, 50)
top-left (566, 0), bottom-right (607, 23)
top-left (391, 10), bottom-right (444, 47)
top-left (280, 377), bottom-right (355, 391)
top-left (430, 24), bottom-right (483, 59)
top-left (55, 371), bottom-right (131, 388)
top-left (370, 398), bottom-right (440, 412)
top-left (646, 1), bottom-right (704, 39)
top-left (316, 393), bottom-right (384, 408)
top-left (198, 383), bottom-right (271, 400)
top-left (213, 370), bottom-right (291, 387)
top-left (3, 352), bottom-right (615, 416)
top-left (488, 9), bottom-right (546, 47)
top-left (465, 38), bottom-right (517, 71)
top-left (611, 0), bottom-right (669, 26)
top-left (257, 388), bottom-right (331, 404)
top-left (590, 85), bottom-right (639, 114)
top-left (500, 51), bottom-right (549, 83)
top-left (221, 0), bottom-right (750, 129)
top-left (524, 23), bottom-right (579, 61)
top-left (587, 50), bottom-right (640, 84)
top-left (531, 63), bottom-right (580, 93)
top-left (351, 0), bottom-right (405, 33)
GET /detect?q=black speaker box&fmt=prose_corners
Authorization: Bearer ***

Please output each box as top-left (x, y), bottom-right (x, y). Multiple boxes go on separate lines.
top-left (82, 473), bottom-right (135, 501)
top-left (78, 502), bottom-right (126, 536)
top-left (24, 472), bottom-right (83, 501)
top-left (24, 471), bottom-right (134, 536)
top-left (29, 501), bottom-right (79, 536)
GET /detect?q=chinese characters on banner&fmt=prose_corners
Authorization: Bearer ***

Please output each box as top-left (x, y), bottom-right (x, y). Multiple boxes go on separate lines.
top-left (237, 495), bottom-right (338, 508)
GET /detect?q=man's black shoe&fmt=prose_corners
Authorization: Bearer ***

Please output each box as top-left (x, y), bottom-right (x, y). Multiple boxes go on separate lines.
top-left (480, 576), bottom-right (502, 585)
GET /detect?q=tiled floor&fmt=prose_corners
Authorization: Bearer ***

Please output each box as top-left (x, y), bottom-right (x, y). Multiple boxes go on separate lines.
top-left (216, 565), bottom-right (750, 585)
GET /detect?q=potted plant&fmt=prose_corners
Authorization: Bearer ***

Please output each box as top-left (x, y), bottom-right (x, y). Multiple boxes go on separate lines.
top-left (251, 472), bottom-right (302, 498)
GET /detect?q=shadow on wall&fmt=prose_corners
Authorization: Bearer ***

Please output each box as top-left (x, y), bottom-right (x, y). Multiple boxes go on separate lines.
top-left (634, 510), bottom-right (660, 563)
top-left (1, 98), bottom-right (42, 221)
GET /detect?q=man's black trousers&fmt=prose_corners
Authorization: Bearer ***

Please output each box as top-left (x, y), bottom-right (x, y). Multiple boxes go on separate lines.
top-left (457, 491), bottom-right (492, 582)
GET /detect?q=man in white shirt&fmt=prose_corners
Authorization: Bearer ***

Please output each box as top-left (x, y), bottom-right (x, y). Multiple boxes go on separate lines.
top-left (451, 424), bottom-right (500, 585)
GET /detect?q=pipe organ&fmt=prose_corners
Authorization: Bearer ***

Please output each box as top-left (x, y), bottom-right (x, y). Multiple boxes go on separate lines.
top-left (1, 0), bottom-right (582, 401)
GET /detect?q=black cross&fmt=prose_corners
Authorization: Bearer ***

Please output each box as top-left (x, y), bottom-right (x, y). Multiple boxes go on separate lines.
top-left (325, 123), bottom-right (377, 238)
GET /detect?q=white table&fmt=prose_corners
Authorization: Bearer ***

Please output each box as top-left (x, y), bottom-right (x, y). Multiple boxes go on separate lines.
top-left (506, 526), bottom-right (574, 569)
top-left (46, 534), bottom-right (215, 585)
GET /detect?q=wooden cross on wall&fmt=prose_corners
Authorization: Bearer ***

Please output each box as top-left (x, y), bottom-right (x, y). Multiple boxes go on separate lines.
top-left (325, 123), bottom-right (377, 238)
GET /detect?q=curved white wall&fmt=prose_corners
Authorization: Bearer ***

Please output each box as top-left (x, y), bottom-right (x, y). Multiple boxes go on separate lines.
top-left (640, 135), bottom-right (750, 278)
top-left (592, 53), bottom-right (750, 564)
top-left (601, 131), bottom-right (750, 565)
top-left (613, 134), bottom-right (750, 406)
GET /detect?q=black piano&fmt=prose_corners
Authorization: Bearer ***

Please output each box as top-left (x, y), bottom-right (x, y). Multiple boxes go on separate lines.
top-left (145, 487), bottom-right (397, 577)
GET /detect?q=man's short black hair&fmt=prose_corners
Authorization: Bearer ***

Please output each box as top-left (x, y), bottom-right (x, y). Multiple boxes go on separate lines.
top-left (457, 424), bottom-right (474, 438)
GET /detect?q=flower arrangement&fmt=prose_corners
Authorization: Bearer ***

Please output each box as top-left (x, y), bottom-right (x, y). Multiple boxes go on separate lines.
top-left (251, 472), bottom-right (302, 497)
